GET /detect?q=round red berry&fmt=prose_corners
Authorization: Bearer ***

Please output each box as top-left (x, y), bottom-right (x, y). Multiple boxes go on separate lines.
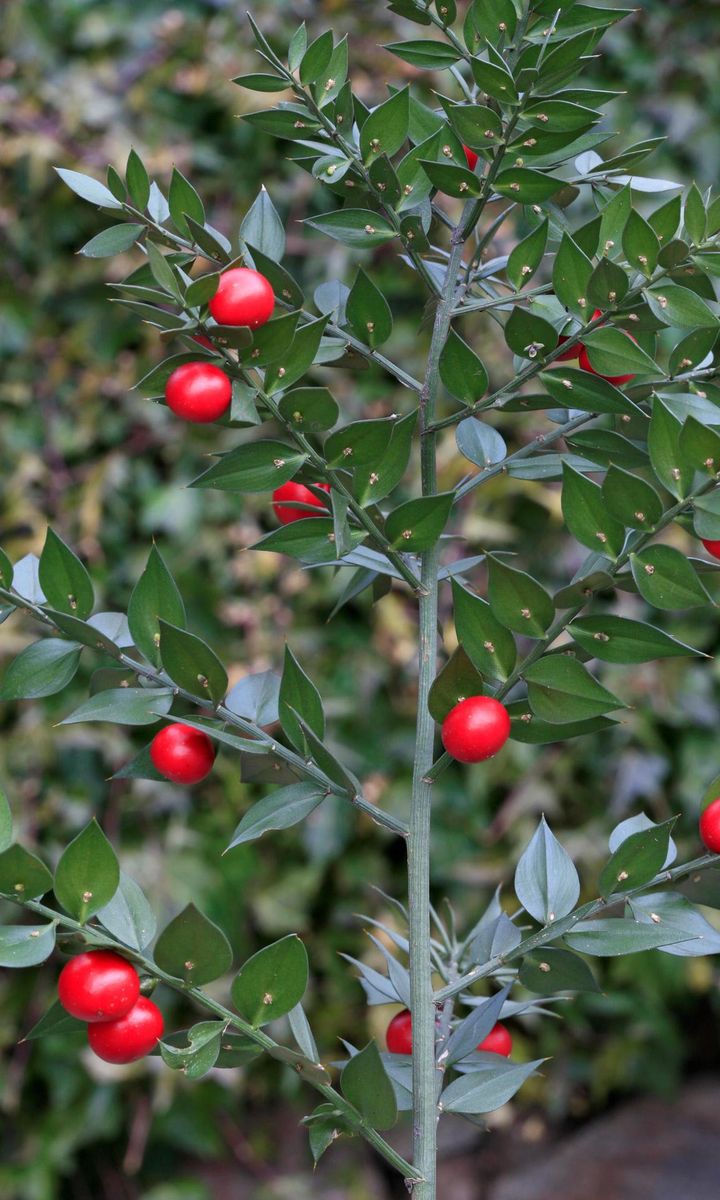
top-left (87, 996), bottom-right (164, 1064)
top-left (165, 362), bottom-right (231, 424)
top-left (150, 724), bottom-right (216, 785)
top-left (58, 951), bottom-right (140, 1023)
top-left (700, 798), bottom-right (720, 853)
top-left (463, 145), bottom-right (478, 171)
top-left (441, 696), bottom-right (511, 763)
top-left (386, 1009), bottom-right (413, 1055)
top-left (477, 1021), bottom-right (512, 1057)
top-left (701, 539), bottom-right (720, 560)
top-left (272, 481), bottom-right (331, 525)
top-left (208, 267), bottom-right (274, 329)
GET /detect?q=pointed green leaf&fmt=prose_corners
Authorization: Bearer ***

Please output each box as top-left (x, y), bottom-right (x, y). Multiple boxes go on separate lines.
top-left (440, 328), bottom-right (488, 405)
top-left (452, 579), bottom-right (516, 681)
top-left (525, 655), bottom-right (626, 723)
top-left (0, 639), bottom-right (82, 700)
top-left (630, 545), bottom-right (711, 609)
top-left (562, 463), bottom-right (626, 558)
top-left (0, 924), bottom-right (56, 968)
top-left (487, 557), bottom-right (554, 638)
top-left (385, 493), bottom-right (453, 552)
top-left (598, 819), bottom-right (677, 899)
top-left (232, 934), bottom-right (308, 1026)
top-left (128, 546), bottom-right (186, 668)
top-left (154, 903), bottom-right (232, 985)
top-left (97, 870), bottom-right (157, 951)
top-left (38, 529), bottom-right (94, 620)
top-left (226, 782), bottom-right (327, 850)
top-left (158, 620), bottom-right (227, 704)
top-left (341, 1041), bottom-right (397, 1130)
top-left (54, 820), bottom-right (120, 922)
top-left (279, 646), bottom-right (325, 752)
top-left (0, 844), bottom-right (53, 900)
top-left (515, 816), bottom-right (580, 924)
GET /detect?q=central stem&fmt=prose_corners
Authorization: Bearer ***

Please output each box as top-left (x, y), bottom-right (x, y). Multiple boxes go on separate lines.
top-left (408, 233), bottom-right (466, 1197)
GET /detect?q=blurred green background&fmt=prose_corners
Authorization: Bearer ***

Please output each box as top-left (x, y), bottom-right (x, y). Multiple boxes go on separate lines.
top-left (2, 1), bottom-right (720, 1197)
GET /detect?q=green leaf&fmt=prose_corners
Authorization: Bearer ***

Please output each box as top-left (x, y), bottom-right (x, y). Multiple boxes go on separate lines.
top-left (0, 790), bottom-right (12, 853)
top-left (0, 844), bottom-right (53, 900)
top-left (168, 167), bottom-right (205, 237)
top-left (505, 307), bottom-right (558, 359)
top-left (470, 53), bottom-right (518, 103)
top-left (356, 411), bottom-right (418, 506)
top-left (519, 948), bottom-right (598, 994)
top-left (440, 1060), bottom-right (542, 1115)
top-left (154, 903), bottom-right (232, 985)
top-left (225, 669), bottom-right (280, 726)
top-left (446, 103), bottom-right (503, 151)
top-left (648, 399), bottom-right (694, 498)
top-left (469, 0), bottom-right (517, 44)
top-left (694, 490), bottom-right (720, 538)
top-left (487, 557), bottom-right (554, 639)
top-left (360, 87), bottom-right (410, 161)
top-left (341, 1041), bottom-right (397, 1130)
top-left (299, 30), bottom-right (334, 83)
top-left (305, 209), bottom-right (397, 249)
top-left (439, 329), bottom-right (488, 405)
top-left (598, 819), bottom-right (676, 900)
top-left (601, 465), bottom-right (663, 530)
top-left (232, 934), bottom-right (309, 1026)
top-left (38, 529), bottom-right (94, 619)
top-left (586, 257), bottom-right (630, 309)
top-left (158, 620), bottom-right (227, 704)
top-left (0, 924), bottom-right (56, 968)
top-left (290, 711), bottom-right (358, 795)
top-left (452, 579), bottom-right (516, 681)
top-left (61, 687), bottom-right (173, 726)
top-left (622, 209), bottom-right (660, 276)
top-left (97, 870), bottom-right (157, 951)
top-left (278, 387), bottom-right (339, 435)
top-left (240, 187), bottom-right (285, 261)
top-left (161, 1021), bottom-right (223, 1080)
top-left (279, 646), bottom-right (325, 752)
top-left (649, 193), bottom-right (681, 243)
top-left (428, 647), bottom-right (484, 723)
top-left (630, 545), bottom-right (711, 610)
top-left (190, 441), bottom-right (307, 493)
top-left (385, 493), bottom-right (454, 552)
top-left (24, 999), bottom-right (84, 1041)
top-left (253, 519), bottom-right (364, 565)
top-left (508, 703), bottom-right (617, 744)
top-left (125, 148), bottom-right (150, 209)
top-left (645, 284), bottom-right (719, 329)
top-left (54, 819), bottom-right (119, 923)
top-left (565, 918), bottom-right (697, 956)
top-left (384, 39), bottom-right (460, 68)
top-left (552, 234), bottom-right (594, 316)
top-left (541, 367), bottom-right (642, 417)
top-left (233, 72), bottom-right (288, 92)
top-left (669, 329), bottom-right (719, 376)
top-left (80, 223), bottom-right (144, 258)
top-left (561, 463), bottom-right (626, 559)
top-left (456, 419), bottom-right (507, 467)
top-left (495, 169), bottom-right (563, 203)
top-left (525, 656), bottom-right (626, 723)
top-left (145, 239), bottom-right (183, 299)
top-left (128, 546), bottom-right (186, 668)
top-left (565, 429), bottom-right (647, 471)
top-left (506, 220), bottom-right (548, 291)
top-left (226, 782), bottom-right (327, 850)
top-left (571, 615), bottom-right (700, 663)
top-left (264, 316), bottom-right (329, 394)
top-left (346, 269), bottom-right (393, 348)
top-left (582, 327), bottom-right (659, 377)
top-left (55, 167), bottom-right (123, 210)
top-left (184, 273), bottom-right (220, 308)
top-left (515, 816), bottom-right (580, 925)
top-left (0, 547), bottom-right (13, 589)
top-left (0, 639), bottom-right (82, 700)
top-left (245, 243), bottom-right (304, 308)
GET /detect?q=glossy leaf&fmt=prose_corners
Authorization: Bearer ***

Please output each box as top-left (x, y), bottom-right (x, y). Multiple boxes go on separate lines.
top-left (346, 269), bottom-right (392, 348)
top-left (305, 210), bottom-right (396, 249)
top-left (452, 579), bottom-right (516, 681)
top-left (428, 646), bottom-right (484, 723)
top-left (0, 639), bottom-right (82, 700)
top-left (240, 187), bottom-right (285, 262)
top-left (128, 546), bottom-right (186, 668)
top-left (61, 687), bottom-right (173, 726)
top-left (54, 820), bottom-right (120, 923)
top-left (385, 493), bottom-right (453, 552)
top-left (97, 870), bottom-right (157, 952)
top-left (0, 844), bottom-right (53, 900)
top-left (439, 329), bottom-right (488, 405)
top-left (519, 948), bottom-right (598, 994)
top-left (570, 615), bottom-right (700, 663)
top-left (561, 463), bottom-right (626, 559)
top-left (598, 819), bottom-right (676, 899)
top-left (565, 918), bottom-right (698, 956)
top-left (601, 465), bottom-right (663, 530)
top-left (232, 934), bottom-right (309, 1026)
top-left (0, 924), bottom-right (56, 968)
top-left (158, 620), bottom-right (227, 704)
top-left (630, 545), bottom-right (710, 610)
top-left (38, 529), bottom-right (94, 620)
top-left (525, 655), bottom-right (626, 723)
top-left (360, 88), bottom-right (410, 161)
top-left (279, 646), bottom-right (325, 752)
top-left (487, 557), bottom-right (554, 638)
top-left (154, 903), bottom-right (233, 985)
top-left (190, 441), bottom-right (307, 493)
top-left (440, 1059), bottom-right (542, 1115)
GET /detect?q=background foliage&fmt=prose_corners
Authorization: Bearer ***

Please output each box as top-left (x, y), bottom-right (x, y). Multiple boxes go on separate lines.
top-left (2, 1), bottom-right (720, 1196)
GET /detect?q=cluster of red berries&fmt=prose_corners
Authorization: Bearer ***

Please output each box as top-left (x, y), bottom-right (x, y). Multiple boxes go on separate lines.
top-left (164, 267), bottom-right (274, 424)
top-left (386, 1007), bottom-right (513, 1058)
top-left (58, 951), bottom-right (163, 1064)
top-left (150, 723), bottom-right (216, 785)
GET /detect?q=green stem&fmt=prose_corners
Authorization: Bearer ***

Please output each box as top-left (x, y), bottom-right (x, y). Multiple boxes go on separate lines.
top-left (436, 853), bottom-right (720, 1003)
top-left (15, 898), bottom-right (418, 1182)
top-left (408, 229), bottom-right (467, 1199)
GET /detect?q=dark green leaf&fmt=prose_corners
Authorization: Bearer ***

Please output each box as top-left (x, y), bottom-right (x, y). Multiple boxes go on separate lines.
top-left (384, 40), bottom-right (460, 69)
top-left (0, 790), bottom-right (11, 853)
top-left (264, 316), bottom-right (329, 394)
top-left (648, 399), bottom-right (694, 498)
top-left (54, 820), bottom-right (119, 922)
top-left (355, 410), bottom-right (418, 506)
top-left (452, 578), bottom-right (516, 680)
top-left (428, 647), bottom-right (484, 723)
top-left (447, 103), bottom-right (503, 151)
top-left (360, 88), bottom-right (410, 161)
top-left (0, 924), bottom-right (56, 968)
top-left (97, 870), bottom-right (156, 951)
top-left (305, 209), bottom-right (396, 250)
top-left (226, 782), bottom-right (327, 850)
top-left (526, 655), bottom-right (626, 723)
top-left (541, 366), bottom-right (642, 417)
top-left (571, 615), bottom-right (700, 663)
top-left (80, 223), bottom-right (144, 258)
top-left (598, 819), bottom-right (676, 899)
top-left (232, 934), bottom-right (309, 1025)
top-left (0, 639), bottom-right (82, 700)
top-left (161, 1021), bottom-right (223, 1080)
top-left (519, 948), bottom-right (598, 994)
top-left (601, 465), bottom-right (663, 530)
top-left (630, 545), bottom-right (710, 609)
top-left (61, 687), bottom-right (173, 726)
top-left (515, 816), bottom-right (580, 924)
top-left (158, 620), bottom-right (227, 704)
top-left (586, 257), bottom-right (630, 309)
top-left (495, 169), bottom-right (563, 203)
top-left (346, 269), bottom-right (393, 348)
top-left (341, 1041), bottom-right (397, 1130)
top-left (278, 387), bottom-right (339, 434)
top-left (24, 999), bottom-right (84, 1041)
top-left (240, 187), bottom-right (285, 261)
top-left (456, 418), bottom-right (506, 468)
top-left (552, 234), bottom-right (594, 316)
top-left (565, 918), bottom-right (696, 956)
top-left (125, 149), bottom-right (150, 209)
top-left (190, 441), bottom-right (307, 493)
top-left (0, 844), bottom-right (53, 900)
top-left (440, 1060), bottom-right (542, 1114)
top-left (38, 529), bottom-right (94, 619)
top-left (507, 220), bottom-right (548, 290)
top-left (561, 463), bottom-right (626, 558)
top-left (487, 557), bottom-right (554, 638)
top-left (439, 328), bottom-right (488, 405)
top-left (154, 903), bottom-right (232, 985)
top-left (582, 327), bottom-right (658, 377)
top-left (385, 493), bottom-right (453, 552)
top-left (622, 210), bottom-right (660, 276)
top-left (645, 284), bottom-right (719, 329)
top-left (299, 31), bottom-right (334, 84)
top-left (508, 702), bottom-right (617, 744)
top-left (168, 167), bottom-right (205, 237)
top-left (279, 646), bottom-right (325, 752)
top-left (128, 545), bottom-right (186, 667)
top-left (253, 519), bottom-right (365, 565)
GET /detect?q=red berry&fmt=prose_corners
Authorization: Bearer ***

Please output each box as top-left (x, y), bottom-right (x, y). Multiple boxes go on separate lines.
top-left (463, 145), bottom-right (479, 171)
top-left (441, 696), bottom-right (511, 764)
top-left (208, 267), bottom-right (274, 329)
top-left (554, 335), bottom-right (581, 362)
top-left (701, 539), bottom-right (720, 560)
top-left (165, 362), bottom-right (231, 424)
top-left (150, 724), bottom-right (216, 785)
top-left (87, 996), bottom-right (164, 1064)
top-left (578, 309), bottom-right (636, 385)
top-left (58, 951), bottom-right (140, 1023)
top-left (477, 1021), bottom-right (512, 1057)
top-left (386, 1009), bottom-right (413, 1055)
top-left (272, 481), bottom-right (331, 525)
top-left (700, 798), bottom-right (720, 853)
